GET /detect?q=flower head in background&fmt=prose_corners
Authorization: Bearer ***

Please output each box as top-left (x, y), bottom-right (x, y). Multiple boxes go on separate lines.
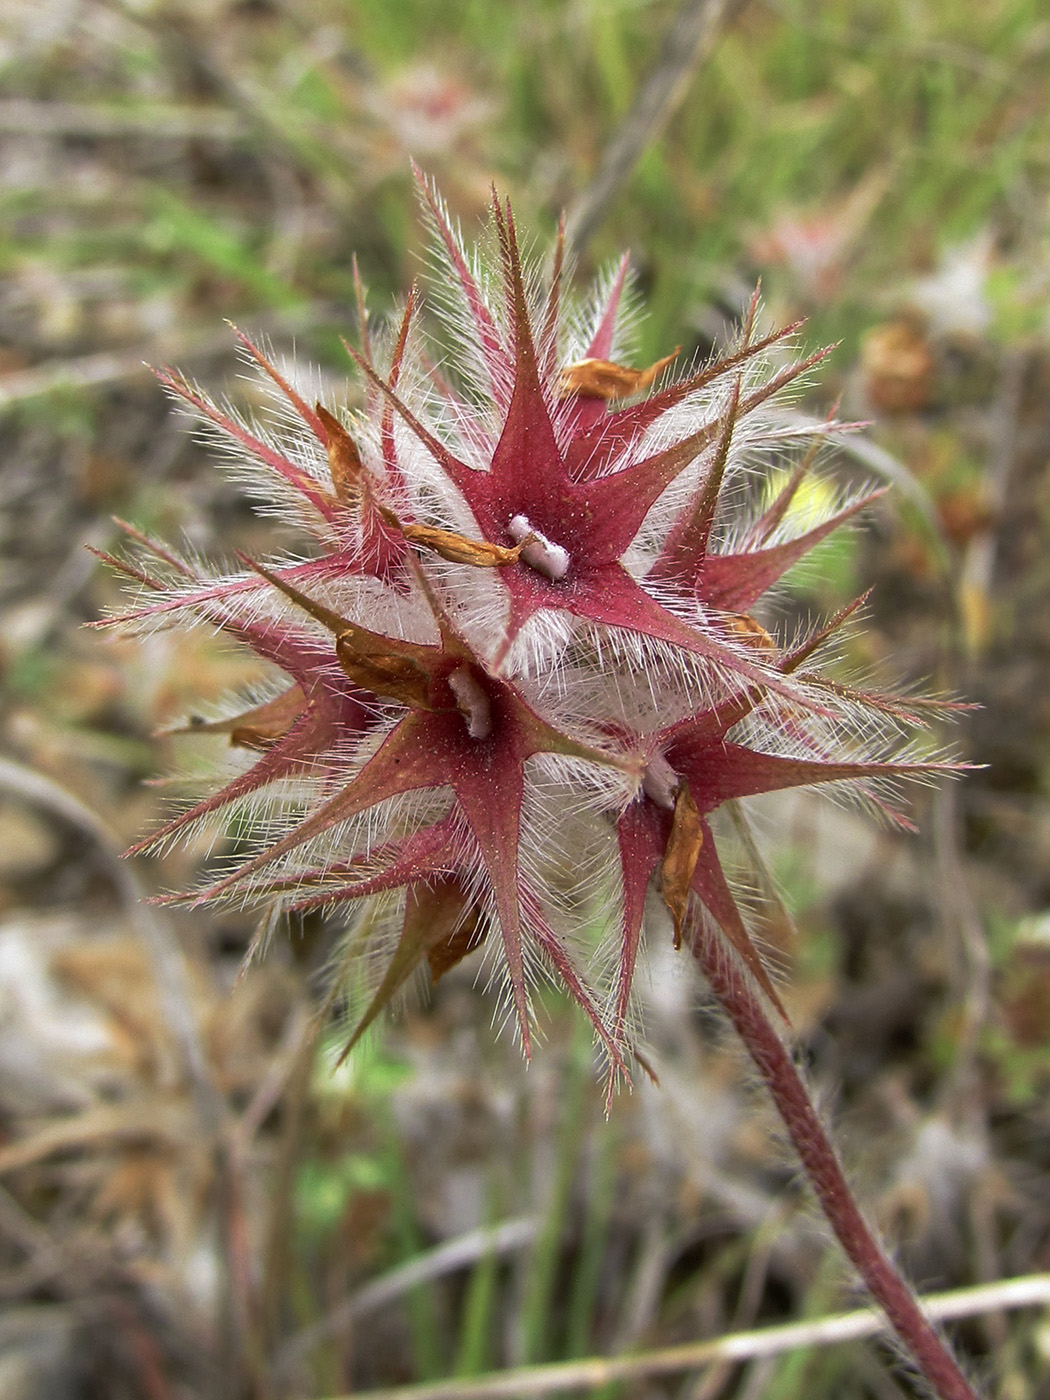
top-left (97, 172), bottom-right (953, 1092)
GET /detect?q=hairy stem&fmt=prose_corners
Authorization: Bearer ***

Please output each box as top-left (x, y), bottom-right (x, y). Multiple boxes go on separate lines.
top-left (693, 925), bottom-right (980, 1400)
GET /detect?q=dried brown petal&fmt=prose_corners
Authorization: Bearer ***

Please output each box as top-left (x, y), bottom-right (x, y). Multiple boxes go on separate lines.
top-left (229, 725), bottom-right (285, 752)
top-left (423, 879), bottom-right (487, 981)
top-left (661, 781), bottom-right (704, 950)
top-left (378, 504), bottom-right (533, 568)
top-left (316, 404), bottom-right (364, 501)
top-left (401, 522), bottom-right (528, 567)
top-left (558, 348), bottom-right (680, 401)
top-left (727, 613), bottom-right (776, 651)
top-left (241, 555), bottom-right (441, 710)
top-left (334, 637), bottom-right (434, 710)
top-left (174, 686), bottom-right (308, 750)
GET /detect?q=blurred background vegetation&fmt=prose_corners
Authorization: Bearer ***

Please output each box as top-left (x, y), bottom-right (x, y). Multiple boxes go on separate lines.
top-left (1, 1), bottom-right (1050, 1397)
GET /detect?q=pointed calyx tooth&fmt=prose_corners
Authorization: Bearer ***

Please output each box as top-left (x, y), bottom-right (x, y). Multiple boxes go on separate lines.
top-left (448, 666), bottom-right (492, 740)
top-left (642, 751), bottom-right (679, 810)
top-left (558, 348), bottom-right (680, 400)
top-left (508, 514), bottom-right (570, 582)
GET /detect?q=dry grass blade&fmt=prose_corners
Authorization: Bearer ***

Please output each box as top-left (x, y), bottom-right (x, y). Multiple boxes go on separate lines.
top-left (323, 1273), bottom-right (1050, 1400)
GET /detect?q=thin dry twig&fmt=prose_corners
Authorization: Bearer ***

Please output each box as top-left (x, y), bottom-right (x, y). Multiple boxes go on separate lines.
top-left (0, 97), bottom-right (248, 141)
top-left (0, 756), bottom-right (223, 1131)
top-left (0, 1181), bottom-right (56, 1257)
top-left (323, 1272), bottom-right (1050, 1400)
top-left (934, 782), bottom-right (992, 1116)
top-left (0, 303), bottom-right (338, 411)
top-left (564, 0), bottom-right (745, 256)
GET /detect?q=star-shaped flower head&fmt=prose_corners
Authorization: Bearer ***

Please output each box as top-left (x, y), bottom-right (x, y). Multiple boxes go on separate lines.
top-left (96, 172), bottom-right (958, 1084)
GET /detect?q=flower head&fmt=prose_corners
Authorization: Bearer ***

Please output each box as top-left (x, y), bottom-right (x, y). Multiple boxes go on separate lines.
top-left (97, 173), bottom-right (954, 1089)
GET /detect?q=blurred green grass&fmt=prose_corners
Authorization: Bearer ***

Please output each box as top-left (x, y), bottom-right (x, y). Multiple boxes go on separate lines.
top-left (4, 0), bottom-right (1046, 376)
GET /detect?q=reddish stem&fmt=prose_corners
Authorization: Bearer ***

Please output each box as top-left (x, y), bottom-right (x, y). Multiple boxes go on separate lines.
top-left (692, 926), bottom-right (980, 1400)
